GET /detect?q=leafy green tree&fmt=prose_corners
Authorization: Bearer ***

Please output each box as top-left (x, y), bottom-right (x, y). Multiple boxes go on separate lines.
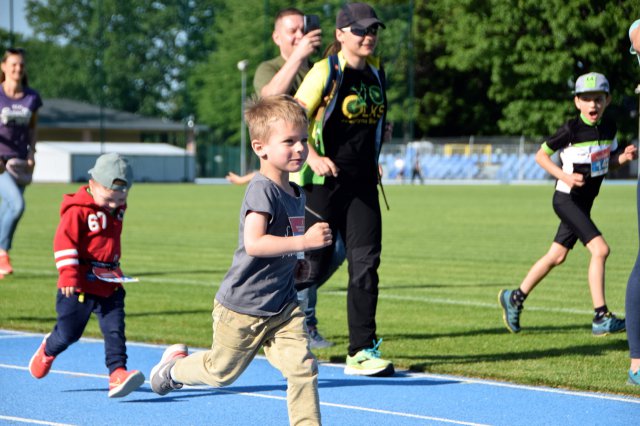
top-left (24, 0), bottom-right (220, 120)
top-left (414, 0), bottom-right (640, 140)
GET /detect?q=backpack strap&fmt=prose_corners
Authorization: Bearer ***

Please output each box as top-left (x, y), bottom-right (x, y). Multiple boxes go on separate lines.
top-left (313, 54), bottom-right (341, 122)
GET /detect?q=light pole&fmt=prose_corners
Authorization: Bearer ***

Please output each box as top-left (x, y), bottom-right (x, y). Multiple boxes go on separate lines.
top-left (184, 114), bottom-right (195, 181)
top-left (238, 59), bottom-right (249, 176)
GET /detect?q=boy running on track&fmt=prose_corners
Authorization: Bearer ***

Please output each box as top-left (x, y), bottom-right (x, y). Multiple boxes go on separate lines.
top-left (499, 72), bottom-right (637, 336)
top-left (149, 95), bottom-right (331, 426)
top-left (29, 153), bottom-right (144, 398)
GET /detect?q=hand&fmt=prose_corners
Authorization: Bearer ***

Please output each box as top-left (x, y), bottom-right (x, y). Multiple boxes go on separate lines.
top-left (61, 286), bottom-right (77, 297)
top-left (303, 222), bottom-right (332, 250)
top-left (27, 158), bottom-right (35, 173)
top-left (562, 173), bottom-right (585, 188)
top-left (619, 145), bottom-right (638, 164)
top-left (226, 171), bottom-right (255, 185)
top-left (307, 155), bottom-right (339, 177)
top-left (291, 29), bottom-right (322, 61)
top-left (294, 259), bottom-right (311, 282)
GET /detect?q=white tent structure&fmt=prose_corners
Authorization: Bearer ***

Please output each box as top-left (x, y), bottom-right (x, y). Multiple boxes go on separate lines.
top-left (33, 142), bottom-right (195, 183)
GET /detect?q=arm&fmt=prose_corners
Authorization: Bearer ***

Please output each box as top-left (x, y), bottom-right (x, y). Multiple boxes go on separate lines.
top-left (226, 171), bottom-right (256, 185)
top-left (305, 141), bottom-right (339, 177)
top-left (294, 60), bottom-right (339, 177)
top-left (243, 211), bottom-right (331, 257)
top-left (609, 144), bottom-right (638, 169)
top-left (259, 29), bottom-right (322, 97)
top-left (535, 148), bottom-right (584, 189)
top-left (631, 20), bottom-right (640, 53)
top-left (27, 111), bottom-right (38, 169)
top-left (54, 208), bottom-right (83, 297)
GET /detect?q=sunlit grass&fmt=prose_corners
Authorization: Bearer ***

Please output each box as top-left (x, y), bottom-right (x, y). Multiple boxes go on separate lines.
top-left (1, 182), bottom-right (637, 395)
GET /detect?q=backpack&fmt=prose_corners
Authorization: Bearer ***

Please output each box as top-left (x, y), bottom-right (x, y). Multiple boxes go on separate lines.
top-left (311, 53), bottom-right (390, 209)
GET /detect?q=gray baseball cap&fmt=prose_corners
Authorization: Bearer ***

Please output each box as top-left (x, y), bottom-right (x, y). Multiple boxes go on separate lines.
top-left (574, 72), bottom-right (610, 94)
top-left (88, 153), bottom-right (133, 191)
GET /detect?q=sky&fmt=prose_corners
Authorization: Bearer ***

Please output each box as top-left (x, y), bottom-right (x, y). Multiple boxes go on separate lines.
top-left (0, 0), bottom-right (33, 37)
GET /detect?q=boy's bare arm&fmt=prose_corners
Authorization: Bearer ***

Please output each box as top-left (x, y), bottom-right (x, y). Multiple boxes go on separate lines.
top-left (244, 211), bottom-right (332, 257)
top-left (609, 144), bottom-right (638, 169)
top-left (535, 148), bottom-right (584, 188)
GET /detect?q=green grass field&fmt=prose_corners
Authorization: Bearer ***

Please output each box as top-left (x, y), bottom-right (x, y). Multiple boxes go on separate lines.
top-left (1, 182), bottom-right (638, 396)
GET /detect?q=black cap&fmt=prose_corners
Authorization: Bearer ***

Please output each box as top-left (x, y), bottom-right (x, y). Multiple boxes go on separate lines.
top-left (336, 3), bottom-right (385, 30)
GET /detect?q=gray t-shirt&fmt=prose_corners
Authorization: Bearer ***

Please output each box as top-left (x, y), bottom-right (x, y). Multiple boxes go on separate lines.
top-left (216, 173), bottom-right (305, 316)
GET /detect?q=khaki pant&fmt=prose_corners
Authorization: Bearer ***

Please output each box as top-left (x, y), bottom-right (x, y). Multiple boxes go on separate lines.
top-left (173, 300), bottom-right (321, 426)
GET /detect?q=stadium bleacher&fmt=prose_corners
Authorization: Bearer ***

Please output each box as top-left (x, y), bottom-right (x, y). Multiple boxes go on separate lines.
top-left (381, 149), bottom-right (551, 183)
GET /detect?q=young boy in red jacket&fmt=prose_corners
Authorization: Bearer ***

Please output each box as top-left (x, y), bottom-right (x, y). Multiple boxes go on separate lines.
top-left (29, 153), bottom-right (144, 398)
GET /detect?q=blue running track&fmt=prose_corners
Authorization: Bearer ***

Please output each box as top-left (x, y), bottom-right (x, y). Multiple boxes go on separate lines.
top-left (1, 330), bottom-right (639, 425)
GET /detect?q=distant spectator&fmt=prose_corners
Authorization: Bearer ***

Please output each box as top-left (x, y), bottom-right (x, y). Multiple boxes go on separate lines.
top-left (253, 8), bottom-right (321, 97)
top-left (411, 156), bottom-right (423, 184)
top-left (0, 47), bottom-right (42, 276)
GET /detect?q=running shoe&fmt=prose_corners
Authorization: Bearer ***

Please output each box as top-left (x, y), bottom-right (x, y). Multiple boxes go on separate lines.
top-left (592, 312), bottom-right (625, 336)
top-left (108, 368), bottom-right (145, 398)
top-left (344, 339), bottom-right (394, 377)
top-left (29, 334), bottom-right (55, 379)
top-left (308, 327), bottom-right (334, 349)
top-left (498, 289), bottom-right (522, 333)
top-left (0, 254), bottom-right (13, 274)
top-left (150, 344), bottom-right (188, 396)
top-left (628, 369), bottom-right (640, 386)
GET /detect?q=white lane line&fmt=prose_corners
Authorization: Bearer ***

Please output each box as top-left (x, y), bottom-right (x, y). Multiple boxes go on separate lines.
top-left (323, 291), bottom-right (600, 315)
top-left (0, 415), bottom-right (75, 426)
top-left (3, 332), bottom-right (640, 405)
top-left (0, 363), bottom-right (484, 425)
top-left (2, 268), bottom-right (605, 315)
top-left (317, 400), bottom-right (488, 425)
top-left (403, 371), bottom-right (640, 405)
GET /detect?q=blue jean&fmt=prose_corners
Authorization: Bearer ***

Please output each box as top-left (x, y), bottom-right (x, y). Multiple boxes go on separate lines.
top-left (0, 171), bottom-right (25, 251)
top-left (46, 288), bottom-right (128, 374)
top-left (627, 179), bottom-right (640, 359)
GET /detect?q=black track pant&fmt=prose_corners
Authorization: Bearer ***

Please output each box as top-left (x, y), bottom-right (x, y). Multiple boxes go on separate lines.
top-left (299, 178), bottom-right (382, 355)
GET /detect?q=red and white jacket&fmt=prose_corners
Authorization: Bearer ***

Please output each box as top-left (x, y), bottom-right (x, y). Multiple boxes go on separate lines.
top-left (53, 185), bottom-right (126, 298)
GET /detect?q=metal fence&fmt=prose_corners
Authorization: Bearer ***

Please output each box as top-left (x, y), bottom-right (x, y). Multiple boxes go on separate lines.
top-left (381, 136), bottom-right (637, 183)
top-left (196, 135), bottom-right (638, 182)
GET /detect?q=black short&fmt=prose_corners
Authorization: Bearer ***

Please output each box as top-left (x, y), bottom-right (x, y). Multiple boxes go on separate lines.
top-left (552, 191), bottom-right (601, 249)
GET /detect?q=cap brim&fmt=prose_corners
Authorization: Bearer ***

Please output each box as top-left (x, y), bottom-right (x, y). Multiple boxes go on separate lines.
top-left (351, 18), bottom-right (385, 29)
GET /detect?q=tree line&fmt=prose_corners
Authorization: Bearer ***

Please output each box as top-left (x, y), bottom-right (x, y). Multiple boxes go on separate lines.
top-left (1, 0), bottom-right (638, 146)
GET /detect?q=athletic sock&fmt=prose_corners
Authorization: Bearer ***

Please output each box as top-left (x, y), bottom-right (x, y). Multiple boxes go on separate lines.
top-left (510, 289), bottom-right (527, 308)
top-left (594, 305), bottom-right (609, 322)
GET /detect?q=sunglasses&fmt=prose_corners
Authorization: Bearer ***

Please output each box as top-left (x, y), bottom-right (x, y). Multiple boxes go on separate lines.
top-left (343, 25), bottom-right (379, 37)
